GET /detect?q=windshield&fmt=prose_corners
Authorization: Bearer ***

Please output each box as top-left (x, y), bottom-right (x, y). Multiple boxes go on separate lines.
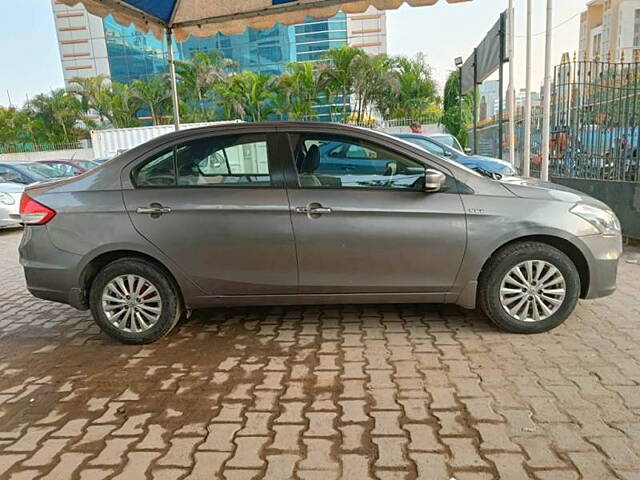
top-left (18, 163), bottom-right (66, 178)
top-left (431, 135), bottom-right (463, 151)
top-left (391, 135), bottom-right (483, 179)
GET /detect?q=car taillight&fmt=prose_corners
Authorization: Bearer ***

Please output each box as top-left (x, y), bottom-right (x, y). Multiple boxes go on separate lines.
top-left (19, 193), bottom-right (56, 225)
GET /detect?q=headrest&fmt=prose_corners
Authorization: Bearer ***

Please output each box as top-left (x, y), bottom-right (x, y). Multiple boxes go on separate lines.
top-left (300, 144), bottom-right (320, 173)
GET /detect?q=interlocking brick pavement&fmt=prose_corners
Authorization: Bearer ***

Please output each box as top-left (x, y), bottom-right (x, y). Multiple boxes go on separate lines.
top-left (0, 229), bottom-right (639, 479)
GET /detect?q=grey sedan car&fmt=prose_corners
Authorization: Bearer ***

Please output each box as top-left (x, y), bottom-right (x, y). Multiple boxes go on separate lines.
top-left (19, 122), bottom-right (622, 344)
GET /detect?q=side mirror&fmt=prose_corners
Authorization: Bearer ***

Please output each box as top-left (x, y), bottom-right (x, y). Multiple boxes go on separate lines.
top-left (424, 168), bottom-right (446, 192)
top-left (444, 150), bottom-right (452, 157)
top-left (464, 147), bottom-right (472, 154)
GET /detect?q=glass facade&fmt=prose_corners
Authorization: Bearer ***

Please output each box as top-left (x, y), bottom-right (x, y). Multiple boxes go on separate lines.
top-left (103, 13), bottom-right (348, 84)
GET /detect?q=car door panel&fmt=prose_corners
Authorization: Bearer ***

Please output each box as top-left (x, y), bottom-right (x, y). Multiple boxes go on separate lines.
top-left (288, 188), bottom-right (466, 293)
top-left (284, 133), bottom-right (467, 294)
top-left (122, 132), bottom-right (298, 296)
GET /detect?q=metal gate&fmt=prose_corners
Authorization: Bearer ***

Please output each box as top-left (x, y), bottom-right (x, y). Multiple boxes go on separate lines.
top-left (547, 58), bottom-right (640, 183)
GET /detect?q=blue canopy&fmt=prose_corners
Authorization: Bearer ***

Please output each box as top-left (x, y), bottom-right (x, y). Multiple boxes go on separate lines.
top-left (59, 0), bottom-right (472, 41)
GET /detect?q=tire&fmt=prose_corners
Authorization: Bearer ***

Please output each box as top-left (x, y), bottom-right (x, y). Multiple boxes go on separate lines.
top-left (478, 242), bottom-right (580, 334)
top-left (89, 258), bottom-right (182, 344)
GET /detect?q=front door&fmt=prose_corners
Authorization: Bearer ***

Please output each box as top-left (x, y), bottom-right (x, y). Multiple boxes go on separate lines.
top-left (122, 132), bottom-right (297, 296)
top-left (285, 132), bottom-right (467, 295)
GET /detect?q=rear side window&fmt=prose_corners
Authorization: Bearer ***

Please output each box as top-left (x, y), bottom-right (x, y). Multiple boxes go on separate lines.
top-left (133, 135), bottom-right (271, 188)
top-left (135, 150), bottom-right (176, 187)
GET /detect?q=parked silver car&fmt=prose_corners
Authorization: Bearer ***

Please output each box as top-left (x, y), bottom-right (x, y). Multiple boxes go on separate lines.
top-left (0, 182), bottom-right (24, 229)
top-left (19, 123), bottom-right (622, 344)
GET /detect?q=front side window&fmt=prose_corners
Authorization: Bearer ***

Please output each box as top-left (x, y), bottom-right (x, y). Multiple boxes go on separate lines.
top-left (293, 135), bottom-right (426, 190)
top-left (134, 135), bottom-right (271, 188)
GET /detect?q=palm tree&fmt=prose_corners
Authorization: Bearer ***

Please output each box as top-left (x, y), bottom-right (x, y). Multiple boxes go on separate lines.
top-left (69, 75), bottom-right (114, 126)
top-left (214, 75), bottom-right (246, 121)
top-left (220, 71), bottom-right (276, 122)
top-left (28, 89), bottom-right (86, 143)
top-left (175, 51), bottom-right (236, 121)
top-left (110, 82), bottom-right (142, 128)
top-left (131, 76), bottom-right (171, 125)
top-left (320, 45), bottom-right (365, 122)
top-left (391, 53), bottom-right (439, 119)
top-left (350, 54), bottom-right (397, 123)
top-left (287, 62), bottom-right (323, 120)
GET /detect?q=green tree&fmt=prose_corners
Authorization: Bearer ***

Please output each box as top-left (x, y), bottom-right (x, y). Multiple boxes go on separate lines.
top-left (69, 75), bottom-right (115, 126)
top-left (441, 69), bottom-right (473, 148)
top-left (131, 76), bottom-right (171, 125)
top-left (175, 51), bottom-right (236, 121)
top-left (0, 107), bottom-right (33, 145)
top-left (27, 89), bottom-right (87, 143)
top-left (320, 45), bottom-right (365, 122)
top-left (218, 71), bottom-right (276, 122)
top-left (389, 53), bottom-right (439, 120)
top-left (110, 82), bottom-right (142, 128)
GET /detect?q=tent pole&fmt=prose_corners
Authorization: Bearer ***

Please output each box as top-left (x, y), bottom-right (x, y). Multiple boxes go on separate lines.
top-left (541, 0), bottom-right (553, 181)
top-left (507, 0), bottom-right (516, 168)
top-left (523, 0), bottom-right (532, 177)
top-left (167, 28), bottom-right (181, 131)
top-left (498, 12), bottom-right (505, 160)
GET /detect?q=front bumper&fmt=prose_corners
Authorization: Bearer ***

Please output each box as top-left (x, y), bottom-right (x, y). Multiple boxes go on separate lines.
top-left (19, 226), bottom-right (86, 310)
top-left (578, 233), bottom-right (623, 299)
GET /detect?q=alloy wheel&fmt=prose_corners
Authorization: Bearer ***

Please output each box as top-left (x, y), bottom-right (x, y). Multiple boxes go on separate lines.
top-left (499, 260), bottom-right (566, 322)
top-left (101, 274), bottom-right (162, 333)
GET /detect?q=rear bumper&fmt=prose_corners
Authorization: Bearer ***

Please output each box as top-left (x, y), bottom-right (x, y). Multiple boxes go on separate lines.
top-left (578, 233), bottom-right (623, 299)
top-left (19, 227), bottom-right (87, 310)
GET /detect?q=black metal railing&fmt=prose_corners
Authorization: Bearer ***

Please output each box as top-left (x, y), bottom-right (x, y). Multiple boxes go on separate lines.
top-left (547, 58), bottom-right (640, 182)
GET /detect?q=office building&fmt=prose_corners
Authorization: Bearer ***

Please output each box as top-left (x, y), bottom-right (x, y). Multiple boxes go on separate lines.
top-left (52, 1), bottom-right (387, 87)
top-left (579, 0), bottom-right (640, 62)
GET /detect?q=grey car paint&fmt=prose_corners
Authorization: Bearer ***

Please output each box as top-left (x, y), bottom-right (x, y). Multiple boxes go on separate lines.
top-left (19, 122), bottom-right (622, 314)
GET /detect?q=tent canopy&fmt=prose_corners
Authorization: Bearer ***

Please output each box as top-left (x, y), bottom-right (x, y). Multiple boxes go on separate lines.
top-left (59, 0), bottom-right (470, 41)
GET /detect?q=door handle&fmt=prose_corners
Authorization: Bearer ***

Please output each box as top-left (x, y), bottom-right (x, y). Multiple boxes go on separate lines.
top-left (308, 206), bottom-right (332, 214)
top-left (295, 203), bottom-right (332, 218)
top-left (136, 205), bottom-right (172, 215)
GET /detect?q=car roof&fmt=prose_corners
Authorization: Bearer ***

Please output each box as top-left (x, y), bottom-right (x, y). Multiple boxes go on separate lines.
top-left (392, 133), bottom-right (452, 149)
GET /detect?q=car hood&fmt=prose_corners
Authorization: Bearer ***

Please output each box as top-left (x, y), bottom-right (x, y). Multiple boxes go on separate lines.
top-left (468, 155), bottom-right (512, 167)
top-left (500, 176), bottom-right (612, 209)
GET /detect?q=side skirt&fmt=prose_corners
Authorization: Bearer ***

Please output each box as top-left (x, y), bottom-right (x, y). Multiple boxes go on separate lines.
top-left (187, 292), bottom-right (451, 309)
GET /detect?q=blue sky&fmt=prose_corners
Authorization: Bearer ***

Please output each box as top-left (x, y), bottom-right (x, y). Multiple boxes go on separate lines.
top-left (0, 0), bottom-right (585, 107)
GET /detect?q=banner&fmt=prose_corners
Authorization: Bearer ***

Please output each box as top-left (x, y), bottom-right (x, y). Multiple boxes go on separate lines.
top-left (460, 10), bottom-right (509, 94)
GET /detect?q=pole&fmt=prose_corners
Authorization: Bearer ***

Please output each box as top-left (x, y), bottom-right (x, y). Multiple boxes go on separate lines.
top-left (167, 28), bottom-right (181, 131)
top-left (507, 0), bottom-right (516, 167)
top-left (541, 0), bottom-right (553, 181)
top-left (458, 66), bottom-right (463, 136)
top-left (523, 0), bottom-right (532, 177)
top-left (498, 12), bottom-right (505, 160)
top-left (473, 48), bottom-right (478, 154)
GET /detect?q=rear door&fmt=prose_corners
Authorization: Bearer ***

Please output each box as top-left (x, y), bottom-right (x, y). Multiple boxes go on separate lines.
top-left (284, 131), bottom-right (467, 295)
top-left (122, 130), bottom-right (297, 296)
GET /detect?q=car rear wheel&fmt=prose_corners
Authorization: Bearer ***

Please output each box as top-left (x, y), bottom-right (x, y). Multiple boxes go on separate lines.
top-left (478, 242), bottom-right (580, 333)
top-left (90, 258), bottom-right (182, 344)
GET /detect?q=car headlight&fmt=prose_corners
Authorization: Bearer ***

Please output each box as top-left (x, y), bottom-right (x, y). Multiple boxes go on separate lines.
top-left (570, 203), bottom-right (621, 236)
top-left (0, 193), bottom-right (15, 205)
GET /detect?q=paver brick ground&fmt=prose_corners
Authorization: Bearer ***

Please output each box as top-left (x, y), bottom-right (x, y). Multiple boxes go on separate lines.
top-left (0, 229), bottom-right (639, 479)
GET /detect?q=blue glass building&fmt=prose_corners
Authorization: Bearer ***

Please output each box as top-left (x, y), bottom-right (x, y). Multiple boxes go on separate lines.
top-left (102, 13), bottom-right (348, 84)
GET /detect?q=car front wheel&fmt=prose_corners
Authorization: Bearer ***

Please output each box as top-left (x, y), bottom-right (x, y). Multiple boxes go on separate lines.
top-left (478, 242), bottom-right (581, 333)
top-left (90, 258), bottom-right (182, 344)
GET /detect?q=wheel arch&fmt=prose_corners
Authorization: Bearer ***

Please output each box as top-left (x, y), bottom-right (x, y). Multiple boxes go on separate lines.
top-left (479, 235), bottom-right (590, 298)
top-left (79, 250), bottom-right (185, 309)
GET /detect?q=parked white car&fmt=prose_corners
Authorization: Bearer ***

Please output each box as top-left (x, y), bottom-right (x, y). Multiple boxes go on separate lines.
top-left (0, 182), bottom-right (24, 229)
